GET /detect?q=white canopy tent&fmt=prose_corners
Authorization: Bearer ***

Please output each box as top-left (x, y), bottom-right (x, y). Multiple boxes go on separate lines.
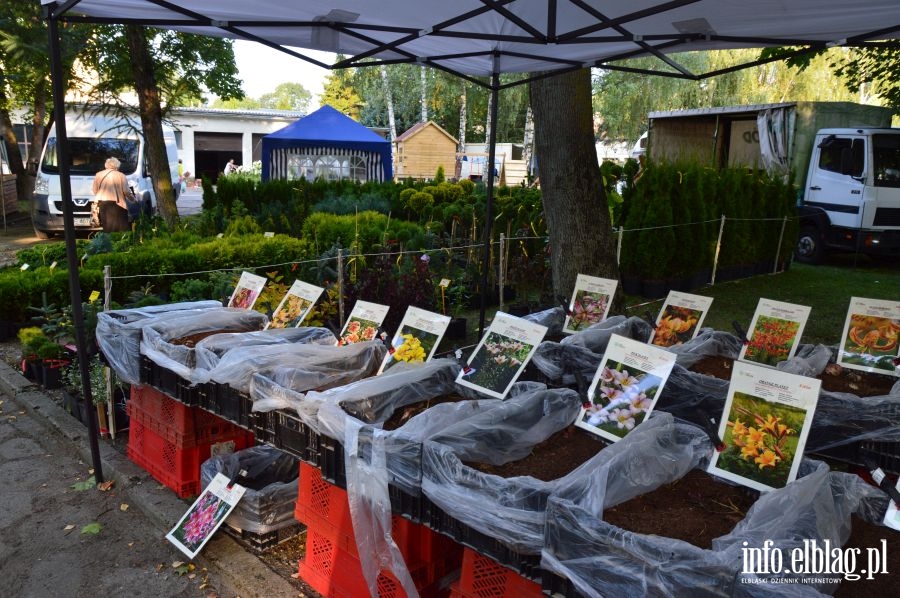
top-left (40, 0), bottom-right (899, 484)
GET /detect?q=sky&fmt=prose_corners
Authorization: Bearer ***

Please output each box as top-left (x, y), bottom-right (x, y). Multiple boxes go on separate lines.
top-left (232, 40), bottom-right (333, 111)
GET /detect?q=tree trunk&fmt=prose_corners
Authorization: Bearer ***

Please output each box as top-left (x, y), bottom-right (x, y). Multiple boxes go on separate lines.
top-left (485, 91), bottom-right (493, 144)
top-left (125, 25), bottom-right (177, 228)
top-left (420, 66), bottom-right (428, 123)
top-left (381, 65), bottom-right (397, 141)
top-left (530, 68), bottom-right (620, 305)
top-left (522, 105), bottom-right (534, 183)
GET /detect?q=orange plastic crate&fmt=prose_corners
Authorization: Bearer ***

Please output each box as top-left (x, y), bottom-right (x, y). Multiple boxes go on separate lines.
top-left (127, 416), bottom-right (254, 498)
top-left (298, 526), bottom-right (456, 598)
top-left (294, 462), bottom-right (460, 564)
top-left (128, 385), bottom-right (245, 448)
top-left (451, 548), bottom-right (543, 598)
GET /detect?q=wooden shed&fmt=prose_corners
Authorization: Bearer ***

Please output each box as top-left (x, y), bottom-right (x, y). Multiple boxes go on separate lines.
top-left (393, 121), bottom-right (458, 181)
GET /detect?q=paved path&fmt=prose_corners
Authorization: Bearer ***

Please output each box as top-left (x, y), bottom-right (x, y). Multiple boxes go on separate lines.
top-left (0, 362), bottom-right (301, 598)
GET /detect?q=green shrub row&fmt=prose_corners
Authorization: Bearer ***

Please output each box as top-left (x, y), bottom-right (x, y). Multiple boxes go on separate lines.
top-left (619, 161), bottom-right (797, 282)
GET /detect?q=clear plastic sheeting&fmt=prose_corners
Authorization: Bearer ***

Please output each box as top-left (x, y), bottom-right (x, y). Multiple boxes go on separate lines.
top-left (139, 308), bottom-right (268, 380)
top-left (777, 343), bottom-right (835, 377)
top-left (807, 389), bottom-right (900, 453)
top-left (530, 341), bottom-right (604, 387)
top-left (200, 445), bottom-right (299, 534)
top-left (191, 327), bottom-right (337, 383)
top-left (314, 360), bottom-right (499, 598)
top-left (95, 300), bottom-right (223, 384)
top-left (421, 386), bottom-right (595, 555)
top-left (521, 306), bottom-right (566, 337)
top-left (666, 328), bottom-right (743, 369)
top-left (542, 459), bottom-right (889, 597)
top-left (560, 315), bottom-right (654, 353)
top-left (654, 363), bottom-right (729, 433)
top-left (212, 340), bottom-right (385, 395)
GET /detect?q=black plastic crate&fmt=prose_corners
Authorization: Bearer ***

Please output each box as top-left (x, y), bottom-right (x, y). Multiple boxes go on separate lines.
top-left (859, 441), bottom-right (900, 476)
top-left (139, 355), bottom-right (202, 406)
top-left (253, 410), bottom-right (278, 447)
top-left (317, 434), bottom-right (345, 488)
top-left (273, 409), bottom-right (320, 464)
top-left (541, 569), bottom-right (582, 598)
top-left (201, 383), bottom-right (255, 431)
top-left (222, 521), bottom-right (305, 554)
top-left (425, 501), bottom-right (542, 581)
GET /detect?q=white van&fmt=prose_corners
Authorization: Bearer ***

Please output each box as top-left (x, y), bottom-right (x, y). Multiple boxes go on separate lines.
top-left (31, 114), bottom-right (179, 238)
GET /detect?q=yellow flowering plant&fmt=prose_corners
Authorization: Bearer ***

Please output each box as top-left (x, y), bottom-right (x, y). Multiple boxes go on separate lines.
top-left (717, 392), bottom-right (805, 489)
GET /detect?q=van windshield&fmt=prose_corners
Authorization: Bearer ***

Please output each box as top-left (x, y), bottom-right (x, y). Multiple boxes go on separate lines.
top-left (41, 137), bottom-right (139, 175)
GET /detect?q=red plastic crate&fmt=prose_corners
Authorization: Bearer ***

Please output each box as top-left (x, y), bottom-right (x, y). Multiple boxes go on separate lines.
top-left (298, 526), bottom-right (456, 598)
top-left (128, 385), bottom-right (246, 448)
top-left (294, 462), bottom-right (460, 564)
top-left (450, 548), bottom-right (543, 598)
top-left (127, 416), bottom-right (254, 498)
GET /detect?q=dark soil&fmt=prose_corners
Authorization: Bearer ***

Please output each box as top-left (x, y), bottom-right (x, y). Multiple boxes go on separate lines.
top-left (601, 469), bottom-right (758, 549)
top-left (834, 515), bottom-right (899, 598)
top-left (168, 329), bottom-right (246, 348)
top-left (465, 425), bottom-right (608, 481)
top-left (689, 355), bottom-right (896, 397)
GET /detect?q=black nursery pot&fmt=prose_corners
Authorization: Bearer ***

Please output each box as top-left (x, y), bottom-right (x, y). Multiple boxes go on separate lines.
top-left (446, 317), bottom-right (467, 340)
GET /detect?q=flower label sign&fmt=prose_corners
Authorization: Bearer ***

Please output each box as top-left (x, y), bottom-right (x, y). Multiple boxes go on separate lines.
top-left (167, 473), bottom-right (245, 559)
top-left (456, 311), bottom-right (547, 399)
top-left (708, 361), bottom-right (820, 493)
top-left (837, 296), bottom-right (900, 377)
top-left (265, 280), bottom-right (325, 330)
top-left (337, 300), bottom-right (390, 346)
top-left (227, 271), bottom-right (267, 310)
top-left (563, 274), bottom-right (617, 334)
top-left (576, 334), bottom-right (676, 443)
top-left (738, 298), bottom-right (810, 368)
top-left (649, 291), bottom-right (714, 348)
top-left (378, 306), bottom-right (451, 374)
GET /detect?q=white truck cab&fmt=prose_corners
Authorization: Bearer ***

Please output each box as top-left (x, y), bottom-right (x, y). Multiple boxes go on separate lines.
top-left (797, 128), bottom-right (900, 263)
top-left (31, 114), bottom-right (179, 239)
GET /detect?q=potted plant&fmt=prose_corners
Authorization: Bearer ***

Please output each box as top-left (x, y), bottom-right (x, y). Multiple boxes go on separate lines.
top-left (17, 326), bottom-right (48, 381)
top-left (444, 282), bottom-right (471, 340)
top-left (60, 355), bottom-right (127, 432)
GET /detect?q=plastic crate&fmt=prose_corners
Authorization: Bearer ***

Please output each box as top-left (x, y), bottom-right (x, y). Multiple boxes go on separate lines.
top-left (294, 462), bottom-right (460, 563)
top-left (127, 385), bottom-right (248, 448)
top-left (426, 501), bottom-right (542, 580)
top-left (253, 409), bottom-right (278, 447)
top-left (317, 434), bottom-right (345, 487)
top-left (222, 520), bottom-right (305, 554)
top-left (450, 548), bottom-right (543, 598)
top-left (299, 526), bottom-right (457, 598)
top-left (127, 417), bottom-right (254, 498)
top-left (859, 441), bottom-right (900, 475)
top-left (139, 355), bottom-right (203, 406)
top-left (274, 409), bottom-right (321, 463)
top-left (540, 570), bottom-right (580, 598)
top-left (198, 383), bottom-right (255, 431)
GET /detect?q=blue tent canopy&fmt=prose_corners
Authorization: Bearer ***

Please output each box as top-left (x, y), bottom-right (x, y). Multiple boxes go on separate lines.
top-left (261, 105), bottom-right (393, 182)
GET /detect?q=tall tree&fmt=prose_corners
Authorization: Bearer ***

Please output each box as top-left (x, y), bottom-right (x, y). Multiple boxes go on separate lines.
top-left (0, 1), bottom-right (90, 202)
top-left (531, 68), bottom-right (619, 301)
top-left (259, 82), bottom-right (312, 112)
top-left (381, 65), bottom-right (397, 140)
top-left (79, 26), bottom-right (243, 227)
top-left (320, 62), bottom-right (363, 118)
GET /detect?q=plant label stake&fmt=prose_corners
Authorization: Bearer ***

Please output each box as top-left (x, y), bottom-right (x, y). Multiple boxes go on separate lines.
top-left (732, 320), bottom-right (749, 345)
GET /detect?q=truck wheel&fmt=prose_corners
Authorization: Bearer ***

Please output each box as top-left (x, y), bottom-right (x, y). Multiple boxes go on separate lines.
top-left (795, 226), bottom-right (825, 265)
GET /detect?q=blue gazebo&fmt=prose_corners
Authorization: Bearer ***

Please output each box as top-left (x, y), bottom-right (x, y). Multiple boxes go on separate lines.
top-left (261, 105), bottom-right (392, 182)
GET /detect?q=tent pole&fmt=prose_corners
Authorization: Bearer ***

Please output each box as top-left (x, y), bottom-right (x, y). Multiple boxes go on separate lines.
top-left (47, 11), bottom-right (105, 482)
top-left (478, 72), bottom-right (500, 337)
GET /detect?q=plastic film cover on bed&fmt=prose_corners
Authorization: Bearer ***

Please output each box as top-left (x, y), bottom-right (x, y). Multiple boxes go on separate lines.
top-left (95, 300), bottom-right (223, 384)
top-left (139, 308), bottom-right (268, 380)
top-left (191, 326), bottom-right (337, 383)
top-left (542, 457), bottom-right (889, 598)
top-left (420, 390), bottom-right (709, 556)
top-left (560, 315), bottom-right (654, 353)
top-left (666, 328), bottom-right (743, 369)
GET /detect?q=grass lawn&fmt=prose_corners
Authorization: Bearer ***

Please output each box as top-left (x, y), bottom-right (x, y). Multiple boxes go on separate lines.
top-left (624, 254), bottom-right (900, 346)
